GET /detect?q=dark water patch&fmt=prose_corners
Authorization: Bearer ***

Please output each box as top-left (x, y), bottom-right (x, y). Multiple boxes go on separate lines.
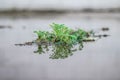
top-left (0, 25), bottom-right (12, 29)
top-left (101, 27), bottom-right (109, 31)
top-left (80, 8), bottom-right (120, 13)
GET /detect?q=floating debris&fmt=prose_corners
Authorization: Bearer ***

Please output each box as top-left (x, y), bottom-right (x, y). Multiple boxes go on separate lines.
top-left (15, 41), bottom-right (34, 46)
top-left (93, 34), bottom-right (110, 38)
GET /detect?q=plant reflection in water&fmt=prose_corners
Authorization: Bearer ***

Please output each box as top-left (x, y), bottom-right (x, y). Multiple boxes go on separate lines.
top-left (34, 42), bottom-right (84, 59)
top-left (15, 23), bottom-right (109, 59)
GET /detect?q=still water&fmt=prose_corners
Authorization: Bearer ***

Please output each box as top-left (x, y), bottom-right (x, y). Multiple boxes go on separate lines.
top-left (0, 13), bottom-right (120, 80)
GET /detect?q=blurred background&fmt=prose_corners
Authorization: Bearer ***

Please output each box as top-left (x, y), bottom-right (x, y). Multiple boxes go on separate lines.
top-left (0, 0), bottom-right (120, 80)
top-left (0, 0), bottom-right (120, 11)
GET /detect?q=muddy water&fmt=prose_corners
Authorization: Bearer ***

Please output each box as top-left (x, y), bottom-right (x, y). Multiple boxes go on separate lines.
top-left (0, 13), bottom-right (120, 80)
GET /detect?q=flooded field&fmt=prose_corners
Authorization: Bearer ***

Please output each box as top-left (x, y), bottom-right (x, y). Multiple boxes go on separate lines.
top-left (0, 13), bottom-right (120, 80)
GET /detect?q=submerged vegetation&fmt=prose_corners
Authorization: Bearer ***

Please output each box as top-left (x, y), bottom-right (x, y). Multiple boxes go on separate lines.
top-left (15, 23), bottom-right (109, 59)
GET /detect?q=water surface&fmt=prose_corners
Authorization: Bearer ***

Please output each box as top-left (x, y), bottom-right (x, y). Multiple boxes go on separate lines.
top-left (0, 13), bottom-right (120, 80)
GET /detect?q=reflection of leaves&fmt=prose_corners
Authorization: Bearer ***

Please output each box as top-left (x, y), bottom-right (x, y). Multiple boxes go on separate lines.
top-left (34, 45), bottom-right (45, 54)
top-left (50, 44), bottom-right (73, 59)
top-left (34, 43), bottom-right (83, 59)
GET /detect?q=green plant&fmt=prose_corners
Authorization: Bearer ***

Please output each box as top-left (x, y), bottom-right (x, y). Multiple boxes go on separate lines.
top-left (50, 23), bottom-right (74, 44)
top-left (15, 23), bottom-right (109, 59)
top-left (33, 23), bottom-right (96, 59)
top-left (34, 23), bottom-right (90, 45)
